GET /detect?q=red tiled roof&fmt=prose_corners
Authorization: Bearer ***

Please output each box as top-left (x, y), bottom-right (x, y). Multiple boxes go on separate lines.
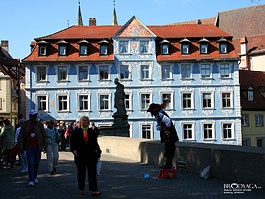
top-left (171, 17), bottom-right (216, 25)
top-left (36, 25), bottom-right (121, 40)
top-left (23, 24), bottom-right (238, 62)
top-left (239, 70), bottom-right (265, 110)
top-left (233, 34), bottom-right (265, 55)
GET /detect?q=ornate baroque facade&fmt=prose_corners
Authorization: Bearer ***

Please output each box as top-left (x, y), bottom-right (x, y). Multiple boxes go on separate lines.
top-left (22, 16), bottom-right (242, 145)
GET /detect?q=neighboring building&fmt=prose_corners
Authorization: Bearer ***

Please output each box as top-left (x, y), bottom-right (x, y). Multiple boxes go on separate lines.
top-left (22, 9), bottom-right (242, 145)
top-left (0, 40), bottom-right (25, 125)
top-left (240, 70), bottom-right (265, 147)
top-left (173, 4), bottom-right (265, 147)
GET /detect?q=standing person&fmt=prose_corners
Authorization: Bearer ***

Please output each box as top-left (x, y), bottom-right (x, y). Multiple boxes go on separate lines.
top-left (70, 116), bottom-right (101, 196)
top-left (15, 118), bottom-right (28, 173)
top-left (58, 121), bottom-right (66, 151)
top-left (18, 110), bottom-right (47, 187)
top-left (147, 103), bottom-right (179, 169)
top-left (0, 119), bottom-right (15, 168)
top-left (45, 120), bottom-right (59, 175)
top-left (89, 122), bottom-right (99, 137)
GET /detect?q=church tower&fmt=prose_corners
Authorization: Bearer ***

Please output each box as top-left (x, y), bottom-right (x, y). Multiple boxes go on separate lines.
top-left (77, 0), bottom-right (83, 26)
top-left (112, 0), bottom-right (118, 25)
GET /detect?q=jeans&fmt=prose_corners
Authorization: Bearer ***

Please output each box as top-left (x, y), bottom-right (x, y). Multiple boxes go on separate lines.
top-left (26, 147), bottom-right (41, 182)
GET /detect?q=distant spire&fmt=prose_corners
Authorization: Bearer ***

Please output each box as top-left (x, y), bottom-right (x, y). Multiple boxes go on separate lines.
top-left (77, 0), bottom-right (83, 26)
top-left (112, 0), bottom-right (118, 25)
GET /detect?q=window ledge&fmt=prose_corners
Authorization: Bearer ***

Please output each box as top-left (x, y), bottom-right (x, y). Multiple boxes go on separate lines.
top-left (57, 80), bottom-right (70, 83)
top-left (36, 80), bottom-right (49, 83)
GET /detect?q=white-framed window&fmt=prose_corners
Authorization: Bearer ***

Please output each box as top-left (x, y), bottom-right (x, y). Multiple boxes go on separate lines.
top-left (57, 66), bottom-right (68, 81)
top-left (78, 94), bottom-right (90, 111)
top-left (181, 44), bottom-right (189, 54)
top-left (202, 122), bottom-right (215, 140)
top-left (99, 65), bottom-right (110, 80)
top-left (161, 93), bottom-right (173, 109)
top-left (119, 41), bottom-right (129, 54)
top-left (140, 93), bottom-right (151, 110)
top-left (100, 45), bottom-right (108, 56)
top-left (161, 64), bottom-right (172, 80)
top-left (139, 41), bottom-right (149, 54)
top-left (37, 95), bottom-right (48, 111)
top-left (181, 92), bottom-right (194, 109)
top-left (39, 46), bottom-right (47, 56)
top-left (99, 94), bottom-right (111, 111)
top-left (182, 122), bottom-right (195, 140)
top-left (78, 66), bottom-right (89, 81)
top-left (36, 66), bottom-right (47, 81)
top-left (241, 114), bottom-right (249, 127)
top-left (200, 64), bottom-right (211, 79)
top-left (220, 63), bottom-right (231, 78)
top-left (124, 93), bottom-right (132, 110)
top-left (255, 114), bottom-right (263, 127)
top-left (181, 64), bottom-right (192, 79)
top-left (161, 44), bottom-right (169, 55)
top-left (79, 45), bottom-right (88, 56)
top-left (200, 44), bottom-right (208, 54)
top-left (222, 122), bottom-right (233, 139)
top-left (59, 45), bottom-right (66, 56)
top-left (202, 92), bottom-right (213, 109)
top-left (140, 123), bottom-right (152, 139)
top-left (57, 95), bottom-right (69, 112)
top-left (120, 65), bottom-right (130, 80)
top-left (221, 92), bottom-right (232, 108)
top-left (140, 65), bottom-right (151, 80)
top-left (219, 43), bottom-right (227, 54)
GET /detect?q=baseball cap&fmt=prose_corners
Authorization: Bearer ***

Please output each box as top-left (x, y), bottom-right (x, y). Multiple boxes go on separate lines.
top-left (29, 109), bottom-right (38, 115)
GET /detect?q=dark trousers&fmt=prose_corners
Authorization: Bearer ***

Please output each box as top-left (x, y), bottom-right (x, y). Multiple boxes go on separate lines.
top-left (76, 159), bottom-right (98, 191)
top-left (164, 142), bottom-right (176, 168)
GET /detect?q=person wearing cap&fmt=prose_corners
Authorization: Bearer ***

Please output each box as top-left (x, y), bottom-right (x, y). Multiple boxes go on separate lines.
top-left (45, 120), bottom-right (60, 175)
top-left (147, 103), bottom-right (179, 169)
top-left (18, 109), bottom-right (47, 187)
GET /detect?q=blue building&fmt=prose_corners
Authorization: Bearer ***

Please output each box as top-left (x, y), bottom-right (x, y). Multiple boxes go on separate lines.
top-left (22, 14), bottom-right (241, 145)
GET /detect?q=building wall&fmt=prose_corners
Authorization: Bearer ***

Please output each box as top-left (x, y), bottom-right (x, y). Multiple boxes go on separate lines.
top-left (242, 110), bottom-right (265, 147)
top-left (250, 54), bottom-right (265, 71)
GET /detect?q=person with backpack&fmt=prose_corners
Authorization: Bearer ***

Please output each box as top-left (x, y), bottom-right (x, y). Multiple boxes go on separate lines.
top-left (147, 103), bottom-right (179, 169)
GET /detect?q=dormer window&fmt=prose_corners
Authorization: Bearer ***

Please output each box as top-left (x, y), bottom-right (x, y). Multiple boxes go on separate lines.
top-left (37, 40), bottom-right (48, 56)
top-left (78, 40), bottom-right (89, 56)
top-left (198, 38), bottom-right (209, 54)
top-left (160, 39), bottom-right (170, 55)
top-left (217, 38), bottom-right (228, 54)
top-left (180, 38), bottom-right (191, 55)
top-left (98, 40), bottom-right (109, 56)
top-left (57, 40), bottom-right (68, 56)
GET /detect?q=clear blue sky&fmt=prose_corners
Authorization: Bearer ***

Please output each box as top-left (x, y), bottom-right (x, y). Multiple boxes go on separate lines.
top-left (1, 0), bottom-right (264, 59)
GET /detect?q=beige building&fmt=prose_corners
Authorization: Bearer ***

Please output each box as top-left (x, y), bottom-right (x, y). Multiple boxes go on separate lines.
top-left (0, 40), bottom-right (25, 126)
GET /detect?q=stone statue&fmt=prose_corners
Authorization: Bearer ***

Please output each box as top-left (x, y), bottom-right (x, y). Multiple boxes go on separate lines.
top-left (114, 78), bottom-right (126, 115)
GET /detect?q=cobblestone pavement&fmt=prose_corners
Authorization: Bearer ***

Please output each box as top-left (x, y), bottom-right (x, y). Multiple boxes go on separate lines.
top-left (0, 152), bottom-right (264, 199)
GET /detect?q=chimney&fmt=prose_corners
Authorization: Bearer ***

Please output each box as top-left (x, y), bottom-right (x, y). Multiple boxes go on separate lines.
top-left (1, 40), bottom-right (9, 52)
top-left (197, 19), bottom-right (201, 24)
top-left (89, 18), bottom-right (96, 26)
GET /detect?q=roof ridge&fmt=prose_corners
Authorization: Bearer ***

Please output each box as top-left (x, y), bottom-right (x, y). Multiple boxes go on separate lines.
top-left (219, 3), bottom-right (265, 14)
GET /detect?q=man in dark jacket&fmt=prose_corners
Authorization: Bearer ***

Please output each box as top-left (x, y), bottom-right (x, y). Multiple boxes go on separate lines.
top-left (18, 110), bottom-right (47, 187)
